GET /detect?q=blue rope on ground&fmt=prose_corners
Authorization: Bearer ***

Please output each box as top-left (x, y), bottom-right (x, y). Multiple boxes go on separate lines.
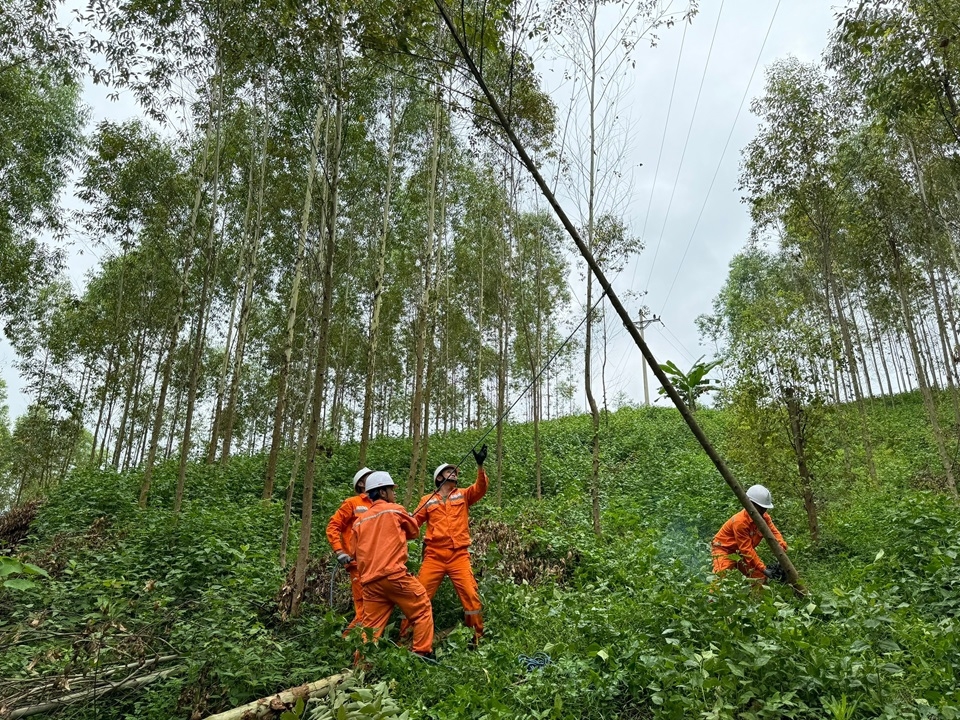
top-left (518, 652), bottom-right (552, 673)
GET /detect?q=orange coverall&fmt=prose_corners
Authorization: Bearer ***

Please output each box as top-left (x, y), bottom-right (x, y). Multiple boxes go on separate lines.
top-left (711, 508), bottom-right (788, 579)
top-left (325, 493), bottom-right (372, 631)
top-left (410, 468), bottom-right (488, 639)
top-left (352, 499), bottom-right (434, 654)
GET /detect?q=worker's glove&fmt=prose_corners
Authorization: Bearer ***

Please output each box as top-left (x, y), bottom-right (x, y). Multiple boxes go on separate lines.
top-left (336, 553), bottom-right (353, 566)
top-left (472, 444), bottom-right (488, 467)
top-left (762, 567), bottom-right (774, 579)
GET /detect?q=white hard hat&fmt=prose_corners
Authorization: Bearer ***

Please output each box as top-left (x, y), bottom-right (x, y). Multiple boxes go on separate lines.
top-left (746, 484), bottom-right (774, 509)
top-left (433, 463), bottom-right (456, 484)
top-left (352, 467), bottom-right (373, 490)
top-left (365, 471), bottom-right (395, 492)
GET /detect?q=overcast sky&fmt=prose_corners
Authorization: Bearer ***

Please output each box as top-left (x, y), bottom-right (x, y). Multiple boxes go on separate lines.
top-left (0, 0), bottom-right (840, 421)
top-left (546, 0), bottom-right (840, 410)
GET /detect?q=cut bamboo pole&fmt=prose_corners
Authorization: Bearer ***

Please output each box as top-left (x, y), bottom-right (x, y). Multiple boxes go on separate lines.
top-left (203, 672), bottom-right (352, 720)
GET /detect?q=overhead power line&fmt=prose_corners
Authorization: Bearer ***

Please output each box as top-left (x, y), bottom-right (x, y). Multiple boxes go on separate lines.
top-left (644, 0), bottom-right (726, 291)
top-left (658, 0), bottom-right (782, 316)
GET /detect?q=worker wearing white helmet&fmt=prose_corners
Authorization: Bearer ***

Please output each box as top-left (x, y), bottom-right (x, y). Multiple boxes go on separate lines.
top-left (403, 444), bottom-right (488, 644)
top-left (325, 467), bottom-right (374, 633)
top-left (711, 484), bottom-right (789, 581)
top-left (352, 471), bottom-right (434, 657)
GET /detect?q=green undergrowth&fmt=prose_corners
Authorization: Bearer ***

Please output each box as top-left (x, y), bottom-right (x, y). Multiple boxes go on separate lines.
top-left (1, 397), bottom-right (959, 719)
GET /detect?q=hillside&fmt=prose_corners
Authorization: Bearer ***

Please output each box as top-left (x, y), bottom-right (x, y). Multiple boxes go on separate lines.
top-left (2, 398), bottom-right (960, 720)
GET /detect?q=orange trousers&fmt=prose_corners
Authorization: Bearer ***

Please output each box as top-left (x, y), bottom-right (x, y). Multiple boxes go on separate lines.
top-left (361, 574), bottom-right (434, 654)
top-left (403, 546), bottom-right (483, 639)
top-left (711, 550), bottom-right (764, 580)
top-left (343, 565), bottom-right (364, 634)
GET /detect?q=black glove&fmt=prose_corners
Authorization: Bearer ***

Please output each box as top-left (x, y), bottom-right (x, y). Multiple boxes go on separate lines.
top-left (762, 567), bottom-right (774, 579)
top-left (337, 553), bottom-right (352, 566)
top-left (472, 444), bottom-right (488, 467)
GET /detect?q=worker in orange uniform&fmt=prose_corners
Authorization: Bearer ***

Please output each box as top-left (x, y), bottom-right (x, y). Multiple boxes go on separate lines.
top-left (408, 444), bottom-right (488, 643)
top-left (352, 471), bottom-right (434, 657)
top-left (712, 484), bottom-right (788, 581)
top-left (325, 467), bottom-right (374, 633)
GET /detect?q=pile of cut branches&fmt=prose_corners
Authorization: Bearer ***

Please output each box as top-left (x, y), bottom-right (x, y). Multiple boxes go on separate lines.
top-left (0, 502), bottom-right (41, 552)
top-left (0, 653), bottom-right (182, 719)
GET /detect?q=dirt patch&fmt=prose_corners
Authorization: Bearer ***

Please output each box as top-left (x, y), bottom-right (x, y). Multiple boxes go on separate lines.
top-left (471, 519), bottom-right (579, 586)
top-left (0, 500), bottom-right (41, 552)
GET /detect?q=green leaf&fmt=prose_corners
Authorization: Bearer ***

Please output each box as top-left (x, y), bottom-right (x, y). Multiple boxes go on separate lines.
top-left (4, 578), bottom-right (37, 590)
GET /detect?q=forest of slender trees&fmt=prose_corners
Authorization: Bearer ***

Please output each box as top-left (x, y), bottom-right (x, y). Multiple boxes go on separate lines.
top-left (700, 1), bottom-right (960, 536)
top-left (5, 0), bottom-right (960, 531)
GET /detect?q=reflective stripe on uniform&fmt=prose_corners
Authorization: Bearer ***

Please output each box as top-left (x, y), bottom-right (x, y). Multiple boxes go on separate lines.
top-left (355, 507), bottom-right (409, 527)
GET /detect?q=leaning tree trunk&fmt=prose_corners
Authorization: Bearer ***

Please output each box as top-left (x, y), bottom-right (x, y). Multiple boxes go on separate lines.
top-left (435, 0), bottom-right (804, 589)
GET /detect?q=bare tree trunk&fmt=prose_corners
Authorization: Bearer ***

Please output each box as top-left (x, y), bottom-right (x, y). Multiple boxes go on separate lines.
top-left (290, 53), bottom-right (344, 617)
top-left (222, 96), bottom-right (270, 464)
top-left (404, 93), bottom-right (442, 507)
top-left (112, 333), bottom-right (143, 469)
top-left (584, 10), bottom-right (602, 535)
top-left (264, 103), bottom-right (327, 500)
top-left (207, 285), bottom-right (239, 463)
top-left (784, 387), bottom-right (819, 543)
top-left (139, 259), bottom-right (193, 506)
top-left (174, 76), bottom-right (225, 514)
top-left (358, 87), bottom-right (396, 465)
top-left (890, 238), bottom-right (956, 495)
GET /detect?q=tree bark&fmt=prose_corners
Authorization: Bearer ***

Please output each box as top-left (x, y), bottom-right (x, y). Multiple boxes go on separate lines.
top-left (264, 103), bottom-right (326, 500)
top-left (290, 50), bottom-right (344, 617)
top-left (202, 672), bottom-right (351, 720)
top-left (358, 86), bottom-right (396, 466)
top-left (404, 92), bottom-right (442, 507)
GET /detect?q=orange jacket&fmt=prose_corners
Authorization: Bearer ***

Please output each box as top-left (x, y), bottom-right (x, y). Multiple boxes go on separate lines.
top-left (414, 468), bottom-right (487, 550)
top-left (711, 508), bottom-right (787, 575)
top-left (352, 499), bottom-right (420, 585)
top-left (325, 493), bottom-right (372, 558)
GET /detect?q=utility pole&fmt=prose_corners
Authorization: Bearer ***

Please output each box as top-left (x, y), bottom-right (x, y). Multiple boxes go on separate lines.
top-left (638, 309), bottom-right (661, 406)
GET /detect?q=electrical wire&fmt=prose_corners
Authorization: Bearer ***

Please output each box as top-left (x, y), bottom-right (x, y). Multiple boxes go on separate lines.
top-left (644, 0), bottom-right (726, 291)
top-left (412, 287), bottom-right (608, 516)
top-left (629, 18), bottom-right (688, 291)
top-left (658, 0), bottom-right (782, 316)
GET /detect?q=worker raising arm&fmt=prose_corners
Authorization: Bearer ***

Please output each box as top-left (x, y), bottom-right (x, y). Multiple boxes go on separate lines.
top-left (711, 484), bottom-right (788, 581)
top-left (408, 444), bottom-right (488, 643)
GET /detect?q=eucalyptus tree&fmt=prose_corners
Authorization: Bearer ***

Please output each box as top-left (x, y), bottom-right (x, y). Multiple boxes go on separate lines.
top-left (836, 123), bottom-right (957, 495)
top-left (741, 58), bottom-right (878, 484)
top-left (832, 0), bottom-right (960, 146)
top-left (702, 249), bottom-right (834, 540)
top-left (512, 211), bottom-right (569, 498)
top-left (0, 0), bottom-right (84, 329)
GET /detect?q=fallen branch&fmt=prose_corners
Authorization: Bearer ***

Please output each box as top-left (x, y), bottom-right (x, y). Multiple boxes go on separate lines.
top-left (3, 666), bottom-right (182, 719)
top-left (204, 671), bottom-right (352, 720)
